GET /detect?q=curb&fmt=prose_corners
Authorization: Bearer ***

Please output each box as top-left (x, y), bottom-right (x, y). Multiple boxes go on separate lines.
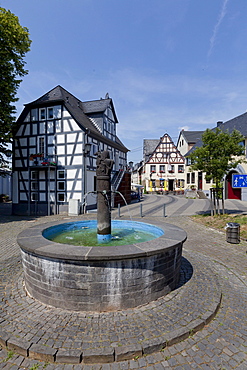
top-left (0, 294), bottom-right (222, 364)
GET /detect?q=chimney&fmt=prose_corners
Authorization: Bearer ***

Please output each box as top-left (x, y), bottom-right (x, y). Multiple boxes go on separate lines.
top-left (217, 121), bottom-right (223, 127)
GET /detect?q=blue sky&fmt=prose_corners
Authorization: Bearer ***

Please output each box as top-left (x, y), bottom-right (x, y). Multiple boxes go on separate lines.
top-left (2, 0), bottom-right (247, 163)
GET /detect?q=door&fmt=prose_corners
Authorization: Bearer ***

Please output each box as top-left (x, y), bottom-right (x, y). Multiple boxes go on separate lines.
top-left (198, 172), bottom-right (202, 190)
top-left (168, 179), bottom-right (174, 191)
top-left (226, 172), bottom-right (241, 200)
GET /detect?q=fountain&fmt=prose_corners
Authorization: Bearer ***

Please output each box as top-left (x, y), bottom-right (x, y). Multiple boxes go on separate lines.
top-left (18, 151), bottom-right (187, 312)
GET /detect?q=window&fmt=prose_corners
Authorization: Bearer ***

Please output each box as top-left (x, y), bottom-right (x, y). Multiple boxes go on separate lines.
top-left (38, 137), bottom-right (45, 154)
top-left (186, 157), bottom-right (191, 166)
top-left (31, 193), bottom-right (38, 201)
top-left (187, 173), bottom-right (190, 184)
top-left (160, 165), bottom-right (165, 173)
top-left (178, 165), bottom-right (184, 173)
top-left (40, 108), bottom-right (46, 120)
top-left (191, 172), bottom-right (195, 184)
top-left (168, 165), bottom-right (174, 173)
top-left (31, 182), bottom-right (38, 191)
top-left (58, 181), bottom-right (65, 191)
top-left (48, 107), bottom-right (54, 119)
top-left (57, 193), bottom-right (65, 202)
top-left (206, 177), bottom-right (211, 184)
top-left (31, 109), bottom-right (38, 121)
top-left (31, 171), bottom-right (38, 180)
top-left (177, 179), bottom-right (185, 188)
top-left (57, 170), bottom-right (65, 179)
top-left (150, 165), bottom-right (156, 173)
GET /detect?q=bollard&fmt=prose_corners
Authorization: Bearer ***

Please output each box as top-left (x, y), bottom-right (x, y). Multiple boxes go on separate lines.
top-left (163, 204), bottom-right (166, 217)
top-left (118, 203), bottom-right (121, 218)
top-left (140, 203), bottom-right (143, 217)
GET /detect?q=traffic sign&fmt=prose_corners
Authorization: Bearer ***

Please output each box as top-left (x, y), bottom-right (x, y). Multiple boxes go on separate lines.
top-left (232, 174), bottom-right (247, 188)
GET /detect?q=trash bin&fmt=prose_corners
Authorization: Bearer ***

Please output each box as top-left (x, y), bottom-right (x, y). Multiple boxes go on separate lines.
top-left (225, 222), bottom-right (240, 244)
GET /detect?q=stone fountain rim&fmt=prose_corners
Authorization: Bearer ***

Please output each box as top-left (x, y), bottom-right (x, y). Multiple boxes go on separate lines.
top-left (17, 218), bottom-right (187, 261)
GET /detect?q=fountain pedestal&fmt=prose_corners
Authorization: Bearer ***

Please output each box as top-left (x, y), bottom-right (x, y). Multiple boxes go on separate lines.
top-left (96, 151), bottom-right (114, 243)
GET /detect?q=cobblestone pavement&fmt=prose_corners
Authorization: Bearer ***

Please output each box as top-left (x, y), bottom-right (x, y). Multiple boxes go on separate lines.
top-left (0, 198), bottom-right (247, 369)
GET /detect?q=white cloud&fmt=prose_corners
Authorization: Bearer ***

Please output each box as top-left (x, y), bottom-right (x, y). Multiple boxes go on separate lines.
top-left (208, 0), bottom-right (229, 58)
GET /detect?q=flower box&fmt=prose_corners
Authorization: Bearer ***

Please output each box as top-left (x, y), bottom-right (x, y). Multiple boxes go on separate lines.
top-left (30, 153), bottom-right (44, 160)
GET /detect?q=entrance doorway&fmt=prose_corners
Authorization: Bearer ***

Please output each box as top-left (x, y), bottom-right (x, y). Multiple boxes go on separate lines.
top-left (225, 171), bottom-right (241, 200)
top-left (168, 179), bottom-right (174, 191)
top-left (198, 172), bottom-right (202, 190)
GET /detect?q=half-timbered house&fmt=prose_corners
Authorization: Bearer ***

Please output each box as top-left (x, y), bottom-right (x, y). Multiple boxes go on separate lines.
top-left (141, 134), bottom-right (185, 193)
top-left (12, 86), bottom-right (129, 215)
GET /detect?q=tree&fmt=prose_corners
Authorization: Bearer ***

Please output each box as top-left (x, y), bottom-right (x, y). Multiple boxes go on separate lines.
top-left (0, 7), bottom-right (31, 167)
top-left (189, 127), bottom-right (245, 214)
top-left (189, 128), bottom-right (245, 187)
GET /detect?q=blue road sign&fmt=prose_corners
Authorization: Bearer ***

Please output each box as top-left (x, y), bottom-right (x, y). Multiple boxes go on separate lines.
top-left (232, 174), bottom-right (247, 188)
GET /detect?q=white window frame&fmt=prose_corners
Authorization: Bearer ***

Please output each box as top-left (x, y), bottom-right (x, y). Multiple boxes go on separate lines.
top-left (57, 170), bottom-right (65, 179)
top-left (31, 192), bottom-right (38, 201)
top-left (57, 193), bottom-right (65, 202)
top-left (57, 181), bottom-right (65, 191)
top-left (31, 171), bottom-right (38, 180)
top-left (38, 136), bottom-right (45, 155)
top-left (31, 182), bottom-right (38, 191)
top-left (39, 108), bottom-right (46, 120)
top-left (48, 107), bottom-right (54, 119)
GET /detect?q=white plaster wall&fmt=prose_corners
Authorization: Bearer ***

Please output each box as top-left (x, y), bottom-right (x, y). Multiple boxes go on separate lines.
top-left (57, 146), bottom-right (65, 155)
top-left (57, 135), bottom-right (65, 144)
top-left (32, 123), bottom-right (37, 135)
top-left (67, 133), bottom-right (77, 143)
top-left (30, 137), bottom-right (36, 146)
top-left (24, 124), bottom-right (30, 136)
top-left (19, 138), bottom-right (27, 146)
top-left (16, 125), bottom-right (24, 136)
top-left (63, 108), bottom-right (70, 117)
top-left (20, 193), bottom-right (27, 201)
top-left (39, 122), bottom-right (45, 134)
top-left (72, 156), bottom-right (83, 165)
top-left (40, 193), bottom-right (46, 201)
top-left (58, 157), bottom-right (65, 166)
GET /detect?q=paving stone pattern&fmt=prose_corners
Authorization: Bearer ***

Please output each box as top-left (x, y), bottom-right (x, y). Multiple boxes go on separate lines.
top-left (0, 200), bottom-right (247, 368)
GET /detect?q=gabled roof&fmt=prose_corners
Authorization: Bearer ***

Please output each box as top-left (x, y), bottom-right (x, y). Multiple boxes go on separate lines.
top-left (186, 111), bottom-right (247, 156)
top-left (180, 131), bottom-right (204, 143)
top-left (216, 111), bottom-right (247, 136)
top-left (16, 86), bottom-right (128, 153)
top-left (143, 139), bottom-right (160, 161)
top-left (82, 99), bottom-right (118, 123)
top-left (25, 85), bottom-right (71, 105)
top-left (145, 134), bottom-right (184, 164)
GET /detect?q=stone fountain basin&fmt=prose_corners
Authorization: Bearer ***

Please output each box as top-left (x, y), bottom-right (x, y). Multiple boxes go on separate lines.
top-left (17, 219), bottom-right (187, 312)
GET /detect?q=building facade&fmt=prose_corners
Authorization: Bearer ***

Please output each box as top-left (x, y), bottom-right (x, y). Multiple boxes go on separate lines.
top-left (141, 134), bottom-right (185, 193)
top-left (180, 119), bottom-right (247, 200)
top-left (12, 86), bottom-right (129, 215)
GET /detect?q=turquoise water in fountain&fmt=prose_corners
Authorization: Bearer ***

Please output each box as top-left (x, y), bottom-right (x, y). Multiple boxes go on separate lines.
top-left (43, 220), bottom-right (164, 247)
